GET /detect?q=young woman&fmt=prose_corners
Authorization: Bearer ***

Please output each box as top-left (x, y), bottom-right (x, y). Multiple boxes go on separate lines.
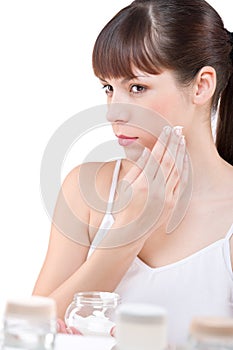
top-left (33, 0), bottom-right (233, 345)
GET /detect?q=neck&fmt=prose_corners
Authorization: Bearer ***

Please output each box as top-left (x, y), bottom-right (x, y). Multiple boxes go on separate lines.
top-left (182, 119), bottom-right (230, 198)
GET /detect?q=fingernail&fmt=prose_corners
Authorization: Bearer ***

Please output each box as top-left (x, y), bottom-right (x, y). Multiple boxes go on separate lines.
top-left (180, 135), bottom-right (185, 145)
top-left (185, 153), bottom-right (189, 162)
top-left (56, 321), bottom-right (60, 332)
top-left (163, 125), bottom-right (172, 136)
top-left (173, 126), bottom-right (183, 136)
top-left (66, 327), bottom-right (73, 334)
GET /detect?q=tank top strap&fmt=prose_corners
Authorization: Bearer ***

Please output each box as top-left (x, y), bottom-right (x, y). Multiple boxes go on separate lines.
top-left (222, 223), bottom-right (233, 276)
top-left (87, 159), bottom-right (121, 258)
top-left (105, 159), bottom-right (121, 214)
top-left (224, 223), bottom-right (233, 240)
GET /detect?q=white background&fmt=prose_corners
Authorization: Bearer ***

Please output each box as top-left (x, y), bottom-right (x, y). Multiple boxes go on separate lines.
top-left (0, 1), bottom-right (232, 315)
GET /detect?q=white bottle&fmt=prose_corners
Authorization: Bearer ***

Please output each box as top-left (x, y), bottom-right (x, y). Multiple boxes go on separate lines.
top-left (2, 296), bottom-right (57, 350)
top-left (115, 303), bottom-right (167, 350)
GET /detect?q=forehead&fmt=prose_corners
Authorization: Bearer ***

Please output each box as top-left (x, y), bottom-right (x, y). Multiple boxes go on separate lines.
top-left (99, 69), bottom-right (179, 85)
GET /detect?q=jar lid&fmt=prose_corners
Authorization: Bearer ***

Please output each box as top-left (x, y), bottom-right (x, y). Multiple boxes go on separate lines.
top-left (4, 296), bottom-right (57, 320)
top-left (74, 291), bottom-right (120, 307)
top-left (116, 303), bottom-right (167, 324)
top-left (190, 317), bottom-right (233, 338)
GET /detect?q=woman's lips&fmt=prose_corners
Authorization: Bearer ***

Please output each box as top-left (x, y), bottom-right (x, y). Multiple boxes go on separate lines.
top-left (116, 134), bottom-right (138, 146)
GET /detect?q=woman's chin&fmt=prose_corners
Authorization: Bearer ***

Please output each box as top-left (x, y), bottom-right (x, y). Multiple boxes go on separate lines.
top-left (123, 142), bottom-right (146, 162)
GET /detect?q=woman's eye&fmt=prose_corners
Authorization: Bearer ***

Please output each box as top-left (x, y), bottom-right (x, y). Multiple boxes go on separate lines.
top-left (102, 85), bottom-right (113, 95)
top-left (130, 85), bottom-right (146, 94)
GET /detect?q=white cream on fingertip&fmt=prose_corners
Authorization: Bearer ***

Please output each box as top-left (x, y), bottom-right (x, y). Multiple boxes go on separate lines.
top-left (173, 125), bottom-right (184, 136)
top-left (180, 135), bottom-right (186, 145)
top-left (163, 125), bottom-right (172, 135)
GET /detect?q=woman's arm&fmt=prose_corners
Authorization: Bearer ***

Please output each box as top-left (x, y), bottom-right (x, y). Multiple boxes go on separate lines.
top-left (33, 162), bottom-right (146, 319)
top-left (33, 128), bottom-right (187, 319)
top-left (49, 231), bottom-right (145, 318)
top-left (32, 164), bottom-right (91, 297)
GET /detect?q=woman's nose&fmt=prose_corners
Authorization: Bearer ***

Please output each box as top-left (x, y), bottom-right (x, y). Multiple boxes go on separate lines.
top-left (106, 103), bottom-right (130, 123)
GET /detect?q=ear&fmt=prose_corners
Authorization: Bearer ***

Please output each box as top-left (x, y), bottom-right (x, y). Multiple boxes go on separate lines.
top-left (192, 66), bottom-right (216, 105)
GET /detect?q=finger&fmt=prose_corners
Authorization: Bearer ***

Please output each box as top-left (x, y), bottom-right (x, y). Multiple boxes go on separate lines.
top-left (166, 152), bottom-right (190, 234)
top-left (69, 326), bottom-right (83, 335)
top-left (66, 326), bottom-right (82, 335)
top-left (165, 135), bottom-right (186, 195)
top-left (155, 141), bottom-right (186, 234)
top-left (142, 125), bottom-right (172, 180)
top-left (121, 147), bottom-right (150, 187)
top-left (57, 319), bottom-right (68, 334)
top-left (160, 130), bottom-right (184, 182)
top-left (66, 327), bottom-right (73, 334)
top-left (173, 151), bottom-right (190, 198)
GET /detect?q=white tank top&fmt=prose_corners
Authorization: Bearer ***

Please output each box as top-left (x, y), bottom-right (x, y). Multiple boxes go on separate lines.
top-left (87, 159), bottom-right (233, 346)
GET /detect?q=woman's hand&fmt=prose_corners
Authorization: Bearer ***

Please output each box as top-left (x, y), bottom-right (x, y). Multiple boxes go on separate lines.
top-left (112, 126), bottom-right (189, 242)
top-left (57, 318), bottom-right (115, 337)
top-left (57, 318), bottom-right (82, 335)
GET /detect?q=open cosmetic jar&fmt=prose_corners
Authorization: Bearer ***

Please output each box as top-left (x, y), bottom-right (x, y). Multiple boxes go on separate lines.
top-left (65, 291), bottom-right (120, 337)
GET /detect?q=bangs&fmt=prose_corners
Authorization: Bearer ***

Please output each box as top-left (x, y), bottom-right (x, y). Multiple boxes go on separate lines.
top-left (92, 5), bottom-right (166, 80)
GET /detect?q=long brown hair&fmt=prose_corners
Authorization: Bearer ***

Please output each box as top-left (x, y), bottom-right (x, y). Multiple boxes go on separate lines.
top-left (92, 0), bottom-right (233, 165)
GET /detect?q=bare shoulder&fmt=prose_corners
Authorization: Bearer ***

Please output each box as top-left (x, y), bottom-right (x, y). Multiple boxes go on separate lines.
top-left (61, 160), bottom-right (118, 211)
top-left (52, 161), bottom-right (118, 243)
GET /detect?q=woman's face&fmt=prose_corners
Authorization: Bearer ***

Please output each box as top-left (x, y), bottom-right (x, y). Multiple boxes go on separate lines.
top-left (100, 69), bottom-right (194, 153)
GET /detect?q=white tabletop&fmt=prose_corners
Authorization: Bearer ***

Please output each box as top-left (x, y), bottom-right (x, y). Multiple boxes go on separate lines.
top-left (55, 334), bottom-right (116, 350)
